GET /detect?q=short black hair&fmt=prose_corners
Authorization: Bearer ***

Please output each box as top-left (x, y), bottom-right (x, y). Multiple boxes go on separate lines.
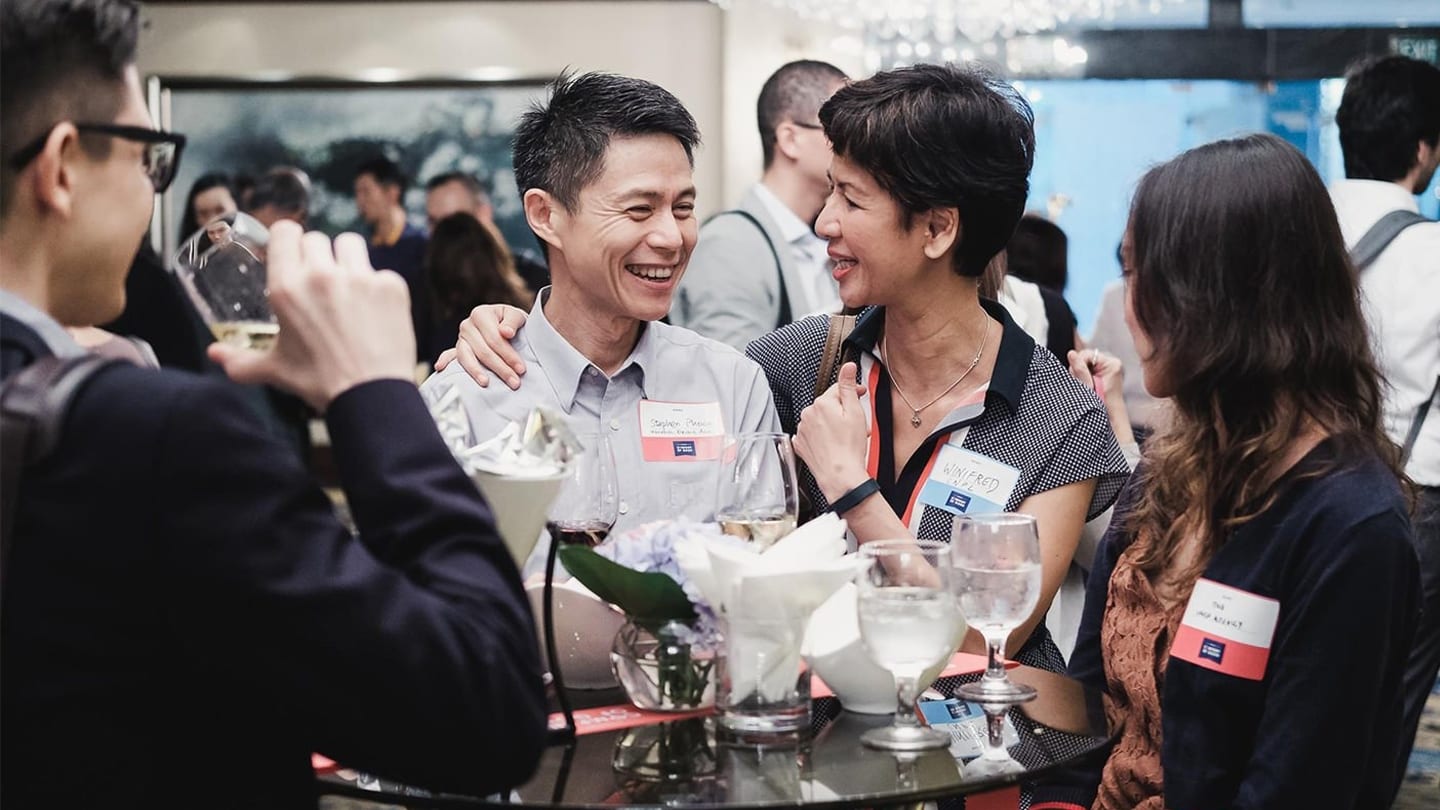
top-left (512, 71), bottom-right (700, 212)
top-left (1337, 55), bottom-right (1440, 182)
top-left (757, 60), bottom-right (848, 168)
top-left (426, 171), bottom-right (490, 203)
top-left (1006, 214), bottom-right (1068, 292)
top-left (0, 0), bottom-right (141, 216)
top-left (355, 155), bottom-right (408, 194)
top-left (248, 166), bottom-right (310, 218)
top-left (820, 63), bottom-right (1035, 278)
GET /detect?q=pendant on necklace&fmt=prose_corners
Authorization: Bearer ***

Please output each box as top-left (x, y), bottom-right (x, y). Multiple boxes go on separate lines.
top-left (910, 411), bottom-right (922, 429)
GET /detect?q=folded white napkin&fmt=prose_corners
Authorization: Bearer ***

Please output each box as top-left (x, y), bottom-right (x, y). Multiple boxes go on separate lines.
top-left (674, 513), bottom-right (866, 703)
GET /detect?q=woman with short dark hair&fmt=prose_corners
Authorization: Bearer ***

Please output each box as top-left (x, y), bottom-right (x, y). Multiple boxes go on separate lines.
top-left (746, 64), bottom-right (1129, 672)
top-left (1037, 133), bottom-right (1418, 809)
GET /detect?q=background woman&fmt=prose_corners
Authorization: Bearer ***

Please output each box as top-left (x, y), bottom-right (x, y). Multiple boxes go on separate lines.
top-left (1037, 133), bottom-right (1418, 809)
top-left (419, 213), bottom-right (532, 365)
top-left (178, 172), bottom-right (239, 242)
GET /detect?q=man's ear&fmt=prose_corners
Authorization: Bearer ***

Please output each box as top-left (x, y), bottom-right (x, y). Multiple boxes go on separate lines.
top-left (27, 124), bottom-right (82, 219)
top-left (774, 122), bottom-right (804, 164)
top-left (523, 188), bottom-right (563, 253)
top-left (920, 206), bottom-right (960, 261)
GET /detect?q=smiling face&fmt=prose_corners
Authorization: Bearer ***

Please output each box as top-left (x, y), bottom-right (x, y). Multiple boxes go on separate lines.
top-left (814, 153), bottom-right (931, 309)
top-left (542, 133), bottom-right (697, 323)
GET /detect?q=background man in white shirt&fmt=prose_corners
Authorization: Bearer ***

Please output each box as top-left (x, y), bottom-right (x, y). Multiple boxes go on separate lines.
top-left (1331, 53), bottom-right (1440, 772)
top-left (672, 60), bottom-right (848, 350)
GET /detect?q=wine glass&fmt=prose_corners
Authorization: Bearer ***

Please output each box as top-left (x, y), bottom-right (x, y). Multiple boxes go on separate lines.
top-left (856, 539), bottom-right (962, 751)
top-left (951, 513), bottom-right (1042, 704)
top-left (172, 211), bottom-right (274, 350)
top-left (715, 432), bottom-right (799, 549)
top-left (547, 432), bottom-right (619, 546)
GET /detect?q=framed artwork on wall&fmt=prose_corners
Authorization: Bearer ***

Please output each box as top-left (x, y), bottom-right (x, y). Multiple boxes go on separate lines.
top-left (148, 75), bottom-right (552, 259)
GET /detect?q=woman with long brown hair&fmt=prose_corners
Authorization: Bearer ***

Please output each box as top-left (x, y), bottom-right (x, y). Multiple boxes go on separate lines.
top-left (420, 213), bottom-right (533, 364)
top-left (1038, 133), bottom-right (1419, 809)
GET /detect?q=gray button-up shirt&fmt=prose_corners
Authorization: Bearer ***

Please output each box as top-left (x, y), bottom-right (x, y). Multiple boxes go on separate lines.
top-left (421, 292), bottom-right (782, 535)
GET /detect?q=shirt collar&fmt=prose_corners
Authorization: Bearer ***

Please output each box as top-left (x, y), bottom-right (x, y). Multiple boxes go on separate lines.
top-left (1330, 178), bottom-right (1422, 216)
top-left (521, 288), bottom-right (656, 410)
top-left (752, 182), bottom-right (814, 245)
top-left (845, 297), bottom-right (1033, 412)
top-left (0, 289), bottom-right (85, 358)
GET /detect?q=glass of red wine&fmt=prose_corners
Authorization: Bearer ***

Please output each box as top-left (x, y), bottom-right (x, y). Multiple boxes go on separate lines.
top-left (546, 433), bottom-right (619, 548)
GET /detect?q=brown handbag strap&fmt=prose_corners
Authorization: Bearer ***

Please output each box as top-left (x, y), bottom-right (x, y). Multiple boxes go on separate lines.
top-left (813, 314), bottom-right (858, 398)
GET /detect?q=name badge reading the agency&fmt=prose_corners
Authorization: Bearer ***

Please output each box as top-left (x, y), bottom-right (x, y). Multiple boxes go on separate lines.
top-left (1171, 578), bottom-right (1280, 681)
top-left (916, 443), bottom-right (1021, 516)
top-left (638, 400), bottom-right (725, 462)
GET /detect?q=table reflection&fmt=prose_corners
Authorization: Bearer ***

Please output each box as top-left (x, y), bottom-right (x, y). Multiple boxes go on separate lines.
top-left (317, 665), bottom-right (1111, 808)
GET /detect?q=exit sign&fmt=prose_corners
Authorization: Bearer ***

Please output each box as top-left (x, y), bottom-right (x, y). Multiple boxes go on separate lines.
top-left (1391, 36), bottom-right (1439, 64)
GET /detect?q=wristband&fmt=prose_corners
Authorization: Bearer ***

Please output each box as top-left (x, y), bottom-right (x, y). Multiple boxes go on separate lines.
top-left (829, 478), bottom-right (881, 515)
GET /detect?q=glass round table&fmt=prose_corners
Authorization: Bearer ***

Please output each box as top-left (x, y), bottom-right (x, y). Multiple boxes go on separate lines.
top-left (317, 665), bottom-right (1112, 808)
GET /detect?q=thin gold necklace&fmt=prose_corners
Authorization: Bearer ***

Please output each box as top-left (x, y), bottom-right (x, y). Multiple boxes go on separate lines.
top-left (880, 321), bottom-right (990, 429)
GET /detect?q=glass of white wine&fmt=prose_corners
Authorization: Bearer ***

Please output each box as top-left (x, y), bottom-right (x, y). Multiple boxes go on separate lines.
top-left (951, 513), bottom-right (1043, 705)
top-left (172, 211), bottom-right (276, 351)
top-left (715, 432), bottom-right (798, 549)
top-left (856, 539), bottom-right (961, 751)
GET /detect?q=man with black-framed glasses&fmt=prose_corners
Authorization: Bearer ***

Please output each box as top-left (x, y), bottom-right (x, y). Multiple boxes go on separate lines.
top-left (0, 1), bottom-right (547, 807)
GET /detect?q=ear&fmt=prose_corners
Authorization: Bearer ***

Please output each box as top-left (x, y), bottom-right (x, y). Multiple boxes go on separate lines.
top-left (920, 207), bottom-right (960, 261)
top-left (773, 122), bottom-right (804, 163)
top-left (27, 123), bottom-right (82, 219)
top-left (522, 188), bottom-right (563, 253)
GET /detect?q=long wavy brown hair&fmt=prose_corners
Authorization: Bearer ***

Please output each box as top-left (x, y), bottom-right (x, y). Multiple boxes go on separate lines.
top-left (1123, 133), bottom-right (1404, 580)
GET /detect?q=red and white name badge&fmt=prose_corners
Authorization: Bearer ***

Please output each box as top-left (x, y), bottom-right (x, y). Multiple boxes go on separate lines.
top-left (638, 400), bottom-right (725, 462)
top-left (1172, 578), bottom-right (1280, 681)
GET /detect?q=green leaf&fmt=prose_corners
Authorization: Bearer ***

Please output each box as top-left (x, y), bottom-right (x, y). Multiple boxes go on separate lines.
top-left (558, 546), bottom-right (697, 624)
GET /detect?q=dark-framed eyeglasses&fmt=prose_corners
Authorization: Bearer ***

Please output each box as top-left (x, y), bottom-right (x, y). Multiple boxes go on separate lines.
top-left (6, 122), bottom-right (187, 193)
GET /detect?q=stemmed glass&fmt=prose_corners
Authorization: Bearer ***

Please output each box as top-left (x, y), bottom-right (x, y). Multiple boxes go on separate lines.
top-left (172, 211), bottom-right (274, 350)
top-left (949, 513), bottom-right (1042, 774)
top-left (546, 433), bottom-right (619, 547)
top-left (856, 539), bottom-right (962, 751)
top-left (715, 432), bottom-right (799, 549)
top-left (542, 433), bottom-right (618, 739)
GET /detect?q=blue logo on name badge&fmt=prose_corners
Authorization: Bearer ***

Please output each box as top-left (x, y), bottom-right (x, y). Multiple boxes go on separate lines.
top-left (1200, 639), bottom-right (1225, 664)
top-left (673, 440), bottom-right (697, 457)
top-left (946, 491), bottom-right (972, 512)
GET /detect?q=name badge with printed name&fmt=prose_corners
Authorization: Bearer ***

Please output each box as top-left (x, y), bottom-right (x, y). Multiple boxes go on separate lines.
top-left (1172, 578), bottom-right (1280, 681)
top-left (638, 400), bottom-right (724, 462)
top-left (916, 443), bottom-right (1021, 516)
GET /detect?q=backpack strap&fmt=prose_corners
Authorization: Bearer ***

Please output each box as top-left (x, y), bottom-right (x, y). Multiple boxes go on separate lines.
top-left (1401, 375), bottom-right (1440, 468)
top-left (706, 209), bottom-right (793, 329)
top-left (1, 354), bottom-right (125, 591)
top-left (1351, 210), bottom-right (1430, 272)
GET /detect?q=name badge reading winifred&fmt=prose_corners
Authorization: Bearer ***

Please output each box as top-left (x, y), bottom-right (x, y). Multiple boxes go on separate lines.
top-left (1172, 578), bottom-right (1280, 681)
top-left (916, 443), bottom-right (1021, 516)
top-left (638, 400), bottom-right (725, 462)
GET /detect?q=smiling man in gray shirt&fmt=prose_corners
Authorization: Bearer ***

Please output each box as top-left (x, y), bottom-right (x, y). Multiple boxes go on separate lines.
top-left (422, 72), bottom-right (780, 534)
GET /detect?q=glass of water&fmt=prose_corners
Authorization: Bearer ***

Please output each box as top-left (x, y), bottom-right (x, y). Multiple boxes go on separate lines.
top-left (715, 433), bottom-right (799, 550)
top-left (172, 211), bottom-right (274, 350)
top-left (951, 514), bottom-right (1043, 704)
top-left (856, 539), bottom-right (961, 751)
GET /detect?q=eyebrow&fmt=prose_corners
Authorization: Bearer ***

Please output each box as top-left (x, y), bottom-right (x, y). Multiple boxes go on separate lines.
top-left (611, 186), bottom-right (697, 203)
